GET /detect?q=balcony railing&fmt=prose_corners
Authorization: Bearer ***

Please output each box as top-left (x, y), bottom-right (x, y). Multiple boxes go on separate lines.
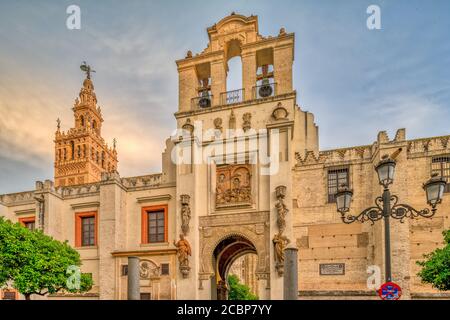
top-left (220, 88), bottom-right (245, 105)
top-left (252, 82), bottom-right (277, 99)
top-left (191, 94), bottom-right (213, 109)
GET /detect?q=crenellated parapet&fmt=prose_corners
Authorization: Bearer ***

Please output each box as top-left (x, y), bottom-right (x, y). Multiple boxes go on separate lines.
top-left (295, 128), bottom-right (450, 169)
top-left (0, 191), bottom-right (35, 206)
top-left (121, 174), bottom-right (163, 190)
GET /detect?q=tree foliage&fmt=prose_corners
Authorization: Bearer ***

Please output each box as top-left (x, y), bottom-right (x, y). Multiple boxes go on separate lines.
top-left (227, 274), bottom-right (258, 300)
top-left (0, 217), bottom-right (93, 299)
top-left (417, 229), bottom-right (450, 291)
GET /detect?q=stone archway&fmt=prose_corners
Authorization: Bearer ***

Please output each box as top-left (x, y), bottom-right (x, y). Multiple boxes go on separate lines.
top-left (213, 234), bottom-right (257, 300)
top-left (198, 212), bottom-right (271, 300)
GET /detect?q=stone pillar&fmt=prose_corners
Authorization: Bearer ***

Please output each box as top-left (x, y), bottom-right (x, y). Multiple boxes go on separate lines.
top-left (241, 50), bottom-right (256, 100)
top-left (128, 256), bottom-right (140, 300)
top-left (283, 246), bottom-right (298, 300)
top-left (210, 57), bottom-right (226, 106)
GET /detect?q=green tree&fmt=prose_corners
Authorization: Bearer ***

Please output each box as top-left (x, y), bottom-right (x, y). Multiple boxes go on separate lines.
top-left (417, 229), bottom-right (450, 291)
top-left (227, 274), bottom-right (258, 300)
top-left (0, 217), bottom-right (93, 300)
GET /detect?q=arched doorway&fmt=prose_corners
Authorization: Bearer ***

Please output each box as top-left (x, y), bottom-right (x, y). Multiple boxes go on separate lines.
top-left (212, 235), bottom-right (257, 300)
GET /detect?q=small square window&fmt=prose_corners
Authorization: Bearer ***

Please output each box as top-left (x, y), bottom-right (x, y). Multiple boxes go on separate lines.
top-left (161, 263), bottom-right (169, 275)
top-left (122, 265), bottom-right (128, 276)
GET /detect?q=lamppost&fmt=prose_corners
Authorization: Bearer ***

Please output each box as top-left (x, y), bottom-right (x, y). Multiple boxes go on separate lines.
top-left (334, 154), bottom-right (446, 283)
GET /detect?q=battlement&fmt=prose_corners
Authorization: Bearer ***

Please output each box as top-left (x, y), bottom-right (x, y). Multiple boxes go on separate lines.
top-left (295, 128), bottom-right (450, 167)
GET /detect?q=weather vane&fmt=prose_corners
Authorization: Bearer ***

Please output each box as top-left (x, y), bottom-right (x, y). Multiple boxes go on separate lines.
top-left (80, 61), bottom-right (96, 79)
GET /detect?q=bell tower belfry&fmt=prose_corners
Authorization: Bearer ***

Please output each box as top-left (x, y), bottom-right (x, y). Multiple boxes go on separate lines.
top-left (54, 63), bottom-right (118, 187)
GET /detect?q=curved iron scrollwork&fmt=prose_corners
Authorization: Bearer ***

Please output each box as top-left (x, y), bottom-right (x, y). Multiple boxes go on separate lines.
top-left (341, 194), bottom-right (436, 224)
top-left (341, 196), bottom-right (384, 225)
top-left (391, 203), bottom-right (435, 222)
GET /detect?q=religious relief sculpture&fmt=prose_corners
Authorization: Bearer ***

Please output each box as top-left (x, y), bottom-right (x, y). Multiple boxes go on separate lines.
top-left (180, 194), bottom-right (191, 235)
top-left (174, 234), bottom-right (192, 278)
top-left (273, 232), bottom-right (290, 276)
top-left (139, 260), bottom-right (160, 279)
top-left (242, 112), bottom-right (252, 132)
top-left (275, 185), bottom-right (288, 234)
top-left (215, 164), bottom-right (252, 208)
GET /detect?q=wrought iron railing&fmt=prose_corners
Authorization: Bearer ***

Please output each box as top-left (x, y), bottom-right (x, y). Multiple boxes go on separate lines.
top-left (191, 93), bottom-right (213, 109)
top-left (220, 88), bottom-right (245, 105)
top-left (252, 82), bottom-right (277, 99)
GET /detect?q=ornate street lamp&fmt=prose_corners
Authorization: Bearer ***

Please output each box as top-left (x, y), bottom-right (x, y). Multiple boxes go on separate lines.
top-left (335, 155), bottom-right (446, 283)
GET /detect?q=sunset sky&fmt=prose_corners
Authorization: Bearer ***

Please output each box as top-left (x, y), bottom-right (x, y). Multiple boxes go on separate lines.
top-left (0, 0), bottom-right (449, 194)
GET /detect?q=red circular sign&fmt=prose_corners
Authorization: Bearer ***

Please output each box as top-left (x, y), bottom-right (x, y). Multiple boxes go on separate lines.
top-left (378, 282), bottom-right (402, 300)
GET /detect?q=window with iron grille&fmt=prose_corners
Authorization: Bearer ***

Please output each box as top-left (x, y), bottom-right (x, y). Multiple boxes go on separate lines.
top-left (81, 216), bottom-right (95, 246)
top-left (327, 167), bottom-right (349, 203)
top-left (432, 155), bottom-right (450, 193)
top-left (161, 263), bottom-right (169, 275)
top-left (148, 210), bottom-right (165, 243)
top-left (122, 265), bottom-right (128, 276)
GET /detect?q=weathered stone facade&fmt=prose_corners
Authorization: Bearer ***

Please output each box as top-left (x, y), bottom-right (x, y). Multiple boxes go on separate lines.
top-left (0, 13), bottom-right (449, 300)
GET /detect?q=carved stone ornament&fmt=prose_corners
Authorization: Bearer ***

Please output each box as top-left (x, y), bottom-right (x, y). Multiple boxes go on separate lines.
top-left (216, 164), bottom-right (252, 208)
top-left (139, 259), bottom-right (161, 279)
top-left (229, 110), bottom-right (236, 130)
top-left (242, 112), bottom-right (252, 132)
top-left (214, 117), bottom-right (223, 133)
top-left (174, 234), bottom-right (192, 278)
top-left (180, 194), bottom-right (191, 235)
top-left (182, 118), bottom-right (194, 135)
top-left (272, 102), bottom-right (288, 120)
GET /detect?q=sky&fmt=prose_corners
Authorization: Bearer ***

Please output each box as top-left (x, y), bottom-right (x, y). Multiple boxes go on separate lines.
top-left (0, 0), bottom-right (449, 194)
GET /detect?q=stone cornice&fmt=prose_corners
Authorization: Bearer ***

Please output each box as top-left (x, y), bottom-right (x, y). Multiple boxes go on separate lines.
top-left (174, 92), bottom-right (297, 119)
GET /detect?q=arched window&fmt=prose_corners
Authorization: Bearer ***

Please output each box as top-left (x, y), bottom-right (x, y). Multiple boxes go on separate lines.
top-left (80, 115), bottom-right (85, 127)
top-left (92, 120), bottom-right (97, 130)
top-left (224, 39), bottom-right (243, 104)
top-left (63, 149), bottom-right (67, 161)
top-left (101, 151), bottom-right (105, 168)
top-left (70, 141), bottom-right (75, 160)
top-left (96, 151), bottom-right (99, 164)
top-left (77, 145), bottom-right (81, 159)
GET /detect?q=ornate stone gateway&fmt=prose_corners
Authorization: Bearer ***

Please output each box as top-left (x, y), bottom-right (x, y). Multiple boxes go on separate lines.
top-left (198, 212), bottom-right (270, 300)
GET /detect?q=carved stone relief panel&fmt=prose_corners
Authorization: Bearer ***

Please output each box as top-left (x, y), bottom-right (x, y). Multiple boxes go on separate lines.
top-left (215, 164), bottom-right (252, 208)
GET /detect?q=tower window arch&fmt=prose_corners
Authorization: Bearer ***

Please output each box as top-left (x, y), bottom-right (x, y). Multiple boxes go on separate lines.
top-left (80, 115), bottom-right (85, 127)
top-left (70, 141), bottom-right (75, 160)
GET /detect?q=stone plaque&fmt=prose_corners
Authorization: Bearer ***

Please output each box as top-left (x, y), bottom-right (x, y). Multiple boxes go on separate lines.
top-left (319, 263), bottom-right (345, 275)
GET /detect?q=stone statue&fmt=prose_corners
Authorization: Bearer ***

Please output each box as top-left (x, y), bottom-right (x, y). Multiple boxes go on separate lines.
top-left (242, 112), bottom-right (251, 132)
top-left (273, 232), bottom-right (290, 268)
top-left (275, 199), bottom-right (288, 234)
top-left (174, 234), bottom-right (191, 277)
top-left (180, 194), bottom-right (191, 235)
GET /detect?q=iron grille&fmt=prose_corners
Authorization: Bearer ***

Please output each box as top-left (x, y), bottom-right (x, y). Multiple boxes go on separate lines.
top-left (327, 167), bottom-right (349, 203)
top-left (220, 88), bottom-right (244, 105)
top-left (432, 155), bottom-right (450, 193)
